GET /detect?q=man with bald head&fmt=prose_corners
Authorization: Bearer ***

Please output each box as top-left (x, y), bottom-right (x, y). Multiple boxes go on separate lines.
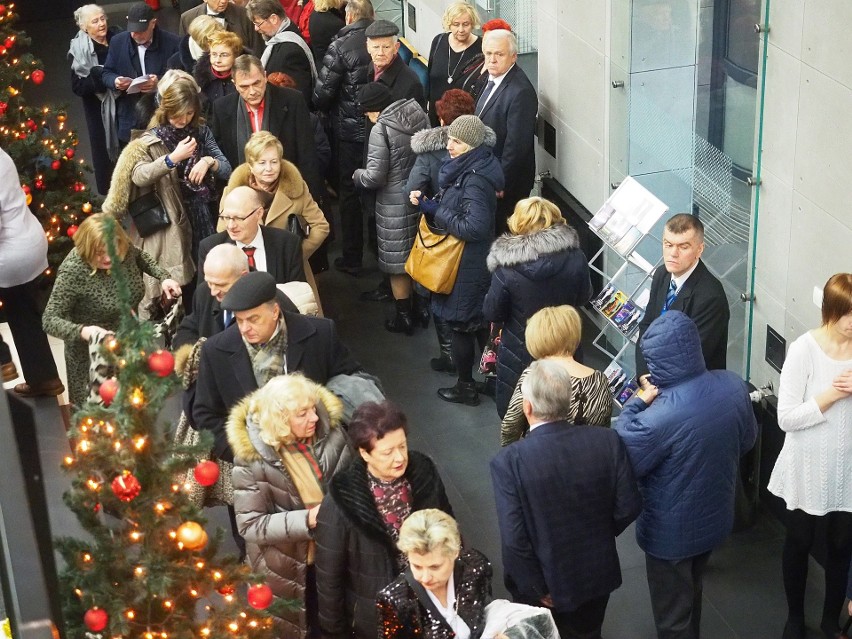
top-left (173, 243), bottom-right (298, 349)
top-left (197, 185), bottom-right (305, 286)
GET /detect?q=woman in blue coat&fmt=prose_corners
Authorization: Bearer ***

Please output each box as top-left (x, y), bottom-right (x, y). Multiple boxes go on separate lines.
top-left (410, 115), bottom-right (504, 406)
top-left (483, 197), bottom-right (593, 417)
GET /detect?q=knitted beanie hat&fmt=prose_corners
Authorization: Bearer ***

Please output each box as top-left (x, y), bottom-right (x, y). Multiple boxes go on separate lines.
top-left (358, 82), bottom-right (394, 113)
top-left (447, 115), bottom-right (485, 149)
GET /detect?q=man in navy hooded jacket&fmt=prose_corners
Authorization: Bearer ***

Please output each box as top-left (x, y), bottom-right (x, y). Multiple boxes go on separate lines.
top-left (615, 310), bottom-right (757, 639)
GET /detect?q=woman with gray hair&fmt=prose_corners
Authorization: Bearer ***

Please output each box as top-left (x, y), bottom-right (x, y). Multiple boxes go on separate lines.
top-left (376, 509), bottom-right (493, 639)
top-left (69, 3), bottom-right (120, 194)
top-left (227, 373), bottom-right (353, 638)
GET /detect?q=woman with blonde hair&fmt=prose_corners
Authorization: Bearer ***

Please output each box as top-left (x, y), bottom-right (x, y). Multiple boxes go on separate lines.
top-left (426, 2), bottom-right (483, 126)
top-left (194, 30), bottom-right (244, 110)
top-left (42, 213), bottom-right (180, 406)
top-left (499, 305), bottom-right (612, 446)
top-left (103, 79), bottom-right (231, 309)
top-left (483, 197), bottom-right (593, 418)
top-left (220, 130), bottom-right (329, 313)
top-left (168, 13), bottom-right (224, 72)
top-left (227, 372), bottom-right (352, 638)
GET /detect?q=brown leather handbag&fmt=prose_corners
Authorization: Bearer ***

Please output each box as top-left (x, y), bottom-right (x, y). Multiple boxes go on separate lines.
top-left (404, 216), bottom-right (464, 295)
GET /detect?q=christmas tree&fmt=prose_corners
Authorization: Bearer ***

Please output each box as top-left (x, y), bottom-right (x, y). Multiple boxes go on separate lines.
top-left (55, 218), bottom-right (283, 639)
top-left (0, 2), bottom-right (98, 282)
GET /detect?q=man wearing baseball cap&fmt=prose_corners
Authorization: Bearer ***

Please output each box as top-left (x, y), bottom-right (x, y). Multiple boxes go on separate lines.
top-left (102, 2), bottom-right (181, 145)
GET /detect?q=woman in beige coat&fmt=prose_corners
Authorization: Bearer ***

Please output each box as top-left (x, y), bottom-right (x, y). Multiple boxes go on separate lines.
top-left (220, 131), bottom-right (329, 314)
top-left (227, 373), bottom-right (352, 639)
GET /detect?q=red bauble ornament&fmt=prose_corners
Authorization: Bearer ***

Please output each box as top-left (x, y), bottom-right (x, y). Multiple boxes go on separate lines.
top-left (31, 69), bottom-right (45, 85)
top-left (21, 184), bottom-right (29, 194)
top-left (0, 101), bottom-right (7, 115)
top-left (247, 584), bottom-right (273, 610)
top-left (25, 119), bottom-right (36, 131)
top-left (217, 584), bottom-right (236, 596)
top-left (34, 179), bottom-right (45, 190)
top-left (66, 225), bottom-right (79, 238)
top-left (0, 6), bottom-right (7, 14)
top-left (193, 461), bottom-right (219, 487)
top-left (98, 378), bottom-right (119, 406)
top-left (0, 46), bottom-right (7, 56)
top-left (147, 349), bottom-right (174, 377)
top-left (65, 148), bottom-right (75, 159)
top-left (111, 472), bottom-right (142, 502)
top-left (4, 38), bottom-right (13, 49)
top-left (84, 608), bottom-right (108, 632)
top-left (51, 160), bottom-right (61, 170)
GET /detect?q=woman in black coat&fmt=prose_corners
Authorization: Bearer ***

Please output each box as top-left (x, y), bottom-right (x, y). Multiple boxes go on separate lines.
top-left (69, 4), bottom-right (120, 195)
top-left (193, 31), bottom-right (244, 117)
top-left (410, 115), bottom-right (504, 406)
top-left (483, 197), bottom-right (593, 417)
top-left (314, 401), bottom-right (454, 639)
top-left (308, 0), bottom-right (345, 66)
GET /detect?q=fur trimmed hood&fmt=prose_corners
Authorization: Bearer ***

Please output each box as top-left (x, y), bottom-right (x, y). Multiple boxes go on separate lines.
top-left (227, 160), bottom-right (311, 202)
top-left (101, 133), bottom-right (161, 218)
top-left (226, 384), bottom-right (344, 464)
top-left (410, 124), bottom-right (497, 155)
top-left (487, 223), bottom-right (581, 272)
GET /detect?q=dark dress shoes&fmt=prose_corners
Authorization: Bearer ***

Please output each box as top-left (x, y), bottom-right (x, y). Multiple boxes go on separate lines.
top-left (2, 361), bottom-right (18, 382)
top-left (14, 378), bottom-right (65, 397)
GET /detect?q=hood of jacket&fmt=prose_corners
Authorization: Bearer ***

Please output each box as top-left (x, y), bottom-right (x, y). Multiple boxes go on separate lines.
top-left (438, 144), bottom-right (505, 192)
top-left (640, 310), bottom-right (706, 388)
top-left (486, 223), bottom-right (581, 273)
top-left (226, 385), bottom-right (345, 465)
top-left (410, 124), bottom-right (497, 155)
top-left (228, 158), bottom-right (311, 201)
top-left (101, 133), bottom-right (161, 217)
top-left (377, 98), bottom-right (429, 137)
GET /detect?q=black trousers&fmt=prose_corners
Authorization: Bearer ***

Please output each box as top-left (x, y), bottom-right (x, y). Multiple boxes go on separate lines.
top-left (337, 138), bottom-right (365, 266)
top-left (645, 551), bottom-right (712, 639)
top-left (551, 594), bottom-right (610, 639)
top-left (0, 278), bottom-right (59, 384)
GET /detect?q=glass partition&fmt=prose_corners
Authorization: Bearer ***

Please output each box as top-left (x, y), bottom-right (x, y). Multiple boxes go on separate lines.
top-left (607, 0), bottom-right (768, 380)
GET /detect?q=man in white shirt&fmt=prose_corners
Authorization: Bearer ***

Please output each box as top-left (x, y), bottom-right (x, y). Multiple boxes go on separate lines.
top-left (635, 213), bottom-right (729, 387)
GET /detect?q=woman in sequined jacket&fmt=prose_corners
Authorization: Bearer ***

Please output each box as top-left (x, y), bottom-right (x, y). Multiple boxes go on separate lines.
top-left (377, 509), bottom-right (492, 639)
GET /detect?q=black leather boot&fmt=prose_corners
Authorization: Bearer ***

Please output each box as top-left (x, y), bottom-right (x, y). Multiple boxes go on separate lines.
top-left (413, 293), bottom-right (431, 328)
top-left (385, 298), bottom-right (414, 335)
top-left (437, 380), bottom-right (479, 406)
top-left (430, 318), bottom-right (456, 373)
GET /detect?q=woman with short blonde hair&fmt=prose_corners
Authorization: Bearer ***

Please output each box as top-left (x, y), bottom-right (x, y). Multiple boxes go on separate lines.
top-left (194, 30), bottom-right (243, 112)
top-left (396, 508), bottom-right (462, 557)
top-left (484, 196), bottom-right (593, 418)
top-left (227, 373), bottom-right (351, 638)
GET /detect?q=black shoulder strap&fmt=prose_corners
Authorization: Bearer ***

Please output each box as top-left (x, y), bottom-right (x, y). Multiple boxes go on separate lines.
top-left (403, 570), bottom-right (455, 634)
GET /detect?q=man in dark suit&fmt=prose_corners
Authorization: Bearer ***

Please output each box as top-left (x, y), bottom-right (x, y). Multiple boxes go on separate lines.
top-left (193, 271), bottom-right (362, 464)
top-left (179, 0), bottom-right (263, 57)
top-left (635, 213), bottom-right (729, 388)
top-left (365, 20), bottom-right (425, 108)
top-left (475, 29), bottom-right (538, 236)
top-left (196, 186), bottom-right (306, 285)
top-left (102, 2), bottom-right (181, 145)
top-left (210, 54), bottom-right (323, 201)
top-left (491, 359), bottom-right (641, 639)
top-left (173, 243), bottom-right (297, 350)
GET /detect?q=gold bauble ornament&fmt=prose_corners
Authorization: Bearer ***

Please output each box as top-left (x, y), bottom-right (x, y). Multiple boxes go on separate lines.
top-left (176, 522), bottom-right (207, 550)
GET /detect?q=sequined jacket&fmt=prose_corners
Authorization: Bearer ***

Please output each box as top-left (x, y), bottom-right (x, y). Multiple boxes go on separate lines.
top-left (314, 452), bottom-right (454, 639)
top-left (377, 548), bottom-right (492, 639)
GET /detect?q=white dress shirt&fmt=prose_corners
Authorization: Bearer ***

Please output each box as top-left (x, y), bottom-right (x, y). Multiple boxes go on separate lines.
top-left (235, 228), bottom-right (268, 274)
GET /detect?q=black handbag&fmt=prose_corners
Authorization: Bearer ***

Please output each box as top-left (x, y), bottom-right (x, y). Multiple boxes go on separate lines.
top-left (128, 190), bottom-right (171, 238)
top-left (287, 213), bottom-right (310, 239)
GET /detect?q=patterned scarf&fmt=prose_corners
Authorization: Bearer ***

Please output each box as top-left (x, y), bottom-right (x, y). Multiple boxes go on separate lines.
top-left (245, 318), bottom-right (288, 387)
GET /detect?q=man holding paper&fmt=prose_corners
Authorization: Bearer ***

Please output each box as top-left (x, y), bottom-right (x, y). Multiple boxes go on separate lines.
top-left (102, 2), bottom-right (180, 146)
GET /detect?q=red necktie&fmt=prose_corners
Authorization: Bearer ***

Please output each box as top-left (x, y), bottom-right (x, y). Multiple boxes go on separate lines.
top-left (242, 246), bottom-right (257, 271)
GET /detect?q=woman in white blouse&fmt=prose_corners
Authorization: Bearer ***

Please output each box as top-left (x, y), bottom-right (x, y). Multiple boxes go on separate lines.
top-left (768, 272), bottom-right (852, 639)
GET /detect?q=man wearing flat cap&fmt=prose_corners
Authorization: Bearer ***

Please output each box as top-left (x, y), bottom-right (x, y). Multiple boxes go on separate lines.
top-left (365, 19), bottom-right (425, 108)
top-left (193, 271), bottom-right (362, 465)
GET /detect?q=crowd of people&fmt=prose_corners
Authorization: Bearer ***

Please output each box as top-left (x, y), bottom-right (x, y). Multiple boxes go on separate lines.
top-left (0, 1), bottom-right (851, 638)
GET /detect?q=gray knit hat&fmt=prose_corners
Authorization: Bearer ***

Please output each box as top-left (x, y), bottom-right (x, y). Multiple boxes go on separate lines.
top-left (447, 114), bottom-right (485, 149)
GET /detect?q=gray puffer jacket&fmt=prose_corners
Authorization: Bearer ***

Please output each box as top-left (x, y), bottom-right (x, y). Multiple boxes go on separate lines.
top-left (226, 386), bottom-right (353, 639)
top-left (353, 98), bottom-right (429, 274)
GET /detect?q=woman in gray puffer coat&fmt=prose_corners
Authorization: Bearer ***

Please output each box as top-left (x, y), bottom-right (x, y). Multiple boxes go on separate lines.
top-left (226, 373), bottom-right (353, 639)
top-left (354, 82), bottom-right (429, 335)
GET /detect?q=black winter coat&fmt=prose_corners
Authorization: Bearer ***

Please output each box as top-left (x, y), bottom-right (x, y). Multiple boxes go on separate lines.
top-left (313, 18), bottom-right (373, 142)
top-left (193, 54), bottom-right (237, 117)
top-left (314, 452), bottom-right (454, 639)
top-left (430, 145), bottom-right (505, 326)
top-left (483, 224), bottom-right (593, 417)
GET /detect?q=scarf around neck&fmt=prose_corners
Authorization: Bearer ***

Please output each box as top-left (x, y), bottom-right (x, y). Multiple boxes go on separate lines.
top-left (260, 22), bottom-right (317, 88)
top-left (69, 30), bottom-right (120, 161)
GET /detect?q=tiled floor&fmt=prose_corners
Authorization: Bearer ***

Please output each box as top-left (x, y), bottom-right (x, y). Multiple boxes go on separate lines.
top-left (3, 7), bottom-right (839, 638)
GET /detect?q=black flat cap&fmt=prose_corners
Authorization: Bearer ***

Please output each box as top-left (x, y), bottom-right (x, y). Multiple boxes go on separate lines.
top-left (365, 19), bottom-right (399, 38)
top-left (221, 271), bottom-right (277, 311)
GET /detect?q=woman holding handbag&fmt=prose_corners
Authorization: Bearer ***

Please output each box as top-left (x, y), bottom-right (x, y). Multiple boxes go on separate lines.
top-left (409, 115), bottom-right (504, 406)
top-left (219, 130), bottom-right (330, 314)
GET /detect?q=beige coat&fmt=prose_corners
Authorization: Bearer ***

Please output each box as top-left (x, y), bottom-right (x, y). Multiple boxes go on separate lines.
top-left (220, 162), bottom-right (329, 314)
top-left (102, 132), bottom-right (194, 307)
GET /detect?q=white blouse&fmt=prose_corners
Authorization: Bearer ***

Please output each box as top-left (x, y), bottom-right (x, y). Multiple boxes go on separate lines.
top-left (426, 574), bottom-right (471, 639)
top-left (767, 331), bottom-right (852, 515)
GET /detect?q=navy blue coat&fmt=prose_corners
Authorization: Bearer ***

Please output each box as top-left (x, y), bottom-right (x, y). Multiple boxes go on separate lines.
top-left (430, 145), bottom-right (504, 325)
top-left (483, 224), bottom-right (593, 417)
top-left (491, 421), bottom-right (641, 612)
top-left (102, 27), bottom-right (181, 143)
top-left (614, 311), bottom-right (757, 561)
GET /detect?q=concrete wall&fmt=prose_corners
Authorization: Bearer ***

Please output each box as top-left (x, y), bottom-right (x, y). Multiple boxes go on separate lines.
top-left (747, 0), bottom-right (852, 388)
